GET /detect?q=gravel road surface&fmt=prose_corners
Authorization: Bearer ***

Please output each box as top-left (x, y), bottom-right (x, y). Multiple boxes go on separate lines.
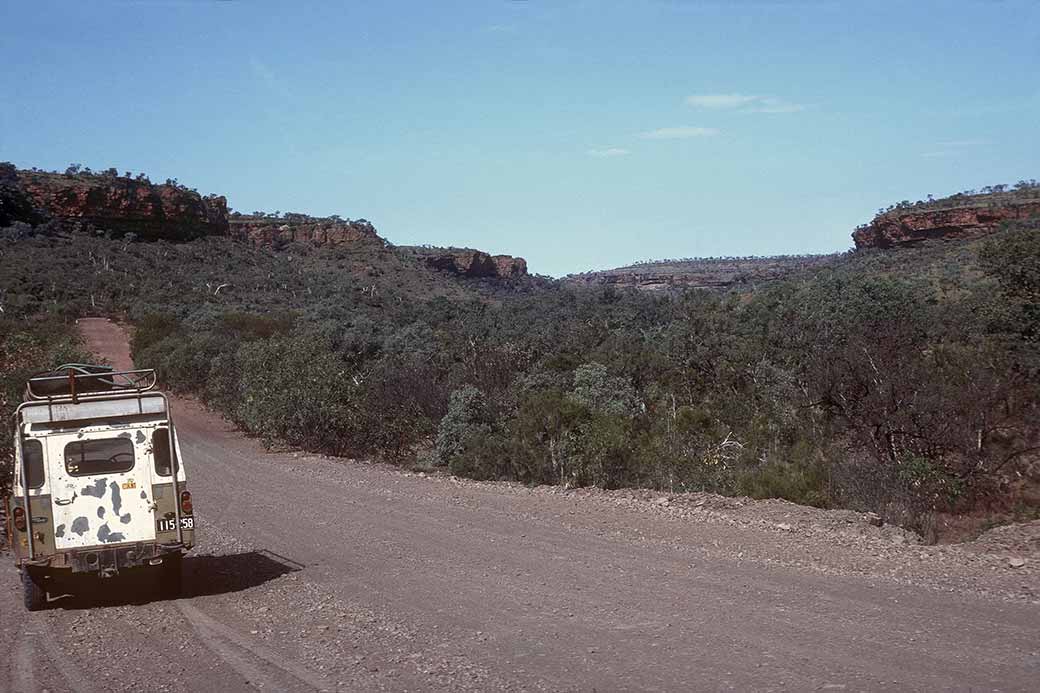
top-left (1, 318), bottom-right (1037, 692)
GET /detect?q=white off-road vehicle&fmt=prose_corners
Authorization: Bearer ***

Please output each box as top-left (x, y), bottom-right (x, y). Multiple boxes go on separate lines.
top-left (4, 365), bottom-right (196, 610)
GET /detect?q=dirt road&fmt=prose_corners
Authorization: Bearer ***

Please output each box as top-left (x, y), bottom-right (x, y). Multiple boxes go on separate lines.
top-left (1, 318), bottom-right (1038, 692)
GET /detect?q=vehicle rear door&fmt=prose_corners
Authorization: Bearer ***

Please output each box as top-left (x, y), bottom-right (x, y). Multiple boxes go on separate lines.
top-left (47, 429), bottom-right (157, 550)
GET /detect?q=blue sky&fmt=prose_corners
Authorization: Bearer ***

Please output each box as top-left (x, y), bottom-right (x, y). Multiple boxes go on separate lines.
top-left (1, 1), bottom-right (1037, 276)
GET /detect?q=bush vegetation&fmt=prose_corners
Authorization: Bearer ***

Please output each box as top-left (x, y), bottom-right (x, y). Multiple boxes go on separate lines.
top-left (0, 316), bottom-right (92, 495)
top-left (1, 208), bottom-right (1037, 537)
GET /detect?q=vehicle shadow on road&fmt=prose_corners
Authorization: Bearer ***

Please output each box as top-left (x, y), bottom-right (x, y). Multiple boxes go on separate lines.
top-left (47, 550), bottom-right (301, 610)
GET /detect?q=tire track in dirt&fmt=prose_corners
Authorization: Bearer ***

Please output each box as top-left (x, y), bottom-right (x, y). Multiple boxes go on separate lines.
top-left (35, 618), bottom-right (97, 693)
top-left (11, 636), bottom-right (36, 693)
top-left (178, 601), bottom-right (334, 691)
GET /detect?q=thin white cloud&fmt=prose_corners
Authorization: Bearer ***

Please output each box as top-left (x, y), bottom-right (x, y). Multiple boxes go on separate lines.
top-left (686, 93), bottom-right (806, 114)
top-left (743, 97), bottom-right (805, 114)
top-left (588, 148), bottom-right (631, 158)
top-left (685, 93), bottom-right (759, 109)
top-left (637, 126), bottom-right (720, 140)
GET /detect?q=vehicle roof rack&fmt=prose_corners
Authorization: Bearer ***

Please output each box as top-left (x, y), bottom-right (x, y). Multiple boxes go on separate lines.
top-left (24, 365), bottom-right (157, 403)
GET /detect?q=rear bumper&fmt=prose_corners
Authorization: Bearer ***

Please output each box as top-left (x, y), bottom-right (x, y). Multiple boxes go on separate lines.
top-left (20, 541), bottom-right (189, 575)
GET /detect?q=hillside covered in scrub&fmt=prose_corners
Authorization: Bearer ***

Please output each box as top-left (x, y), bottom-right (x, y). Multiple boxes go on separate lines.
top-left (565, 254), bottom-right (840, 292)
top-left (570, 181), bottom-right (1040, 292)
top-left (2, 167), bottom-right (1039, 543)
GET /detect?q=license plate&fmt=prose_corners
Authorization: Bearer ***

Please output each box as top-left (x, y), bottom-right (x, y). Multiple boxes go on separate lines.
top-left (157, 516), bottom-right (195, 532)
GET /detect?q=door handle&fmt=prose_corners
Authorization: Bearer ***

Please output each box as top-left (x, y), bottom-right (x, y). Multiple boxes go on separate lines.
top-left (54, 492), bottom-right (77, 506)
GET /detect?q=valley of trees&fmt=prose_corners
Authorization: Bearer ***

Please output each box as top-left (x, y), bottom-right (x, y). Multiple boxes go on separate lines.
top-left (1, 215), bottom-right (1038, 541)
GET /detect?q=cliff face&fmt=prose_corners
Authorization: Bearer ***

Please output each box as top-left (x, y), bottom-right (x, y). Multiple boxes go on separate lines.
top-left (15, 171), bottom-right (228, 240)
top-left (853, 199), bottom-right (1040, 249)
top-left (4, 165), bottom-right (530, 280)
top-left (229, 216), bottom-right (381, 247)
top-left (423, 249), bottom-right (528, 279)
top-left (493, 254), bottom-right (528, 279)
top-left (230, 218), bottom-right (529, 278)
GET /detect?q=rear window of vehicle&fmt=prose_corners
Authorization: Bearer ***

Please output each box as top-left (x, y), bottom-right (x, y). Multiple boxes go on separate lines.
top-left (64, 438), bottom-right (135, 476)
top-left (21, 439), bottom-right (45, 489)
top-left (153, 428), bottom-right (177, 476)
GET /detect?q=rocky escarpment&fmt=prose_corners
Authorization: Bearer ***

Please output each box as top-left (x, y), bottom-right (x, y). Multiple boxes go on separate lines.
top-left (229, 215), bottom-right (382, 247)
top-left (419, 249), bottom-right (528, 279)
top-left (492, 254), bottom-right (528, 279)
top-left (853, 194), bottom-right (1040, 249)
top-left (14, 170), bottom-right (228, 240)
top-left (3, 164), bottom-right (531, 280)
top-left (566, 255), bottom-right (836, 292)
top-left (231, 217), bottom-right (528, 278)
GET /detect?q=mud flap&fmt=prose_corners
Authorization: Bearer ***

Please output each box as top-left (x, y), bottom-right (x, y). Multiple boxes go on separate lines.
top-left (22, 568), bottom-right (47, 611)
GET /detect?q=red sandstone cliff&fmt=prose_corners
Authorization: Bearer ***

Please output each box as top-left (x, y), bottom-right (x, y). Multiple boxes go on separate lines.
top-left (230, 218), bottom-right (527, 278)
top-left (5, 165), bottom-right (529, 280)
top-left (15, 171), bottom-right (228, 240)
top-left (422, 249), bottom-right (528, 279)
top-left (853, 198), bottom-right (1040, 249)
top-left (493, 254), bottom-right (528, 279)
top-left (229, 216), bottom-right (381, 247)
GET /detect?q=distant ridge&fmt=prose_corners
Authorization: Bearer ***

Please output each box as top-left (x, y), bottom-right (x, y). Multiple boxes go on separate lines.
top-left (853, 182), bottom-right (1040, 249)
top-left (1, 162), bottom-right (527, 280)
top-left (564, 254), bottom-right (839, 292)
top-left (567, 182), bottom-right (1039, 292)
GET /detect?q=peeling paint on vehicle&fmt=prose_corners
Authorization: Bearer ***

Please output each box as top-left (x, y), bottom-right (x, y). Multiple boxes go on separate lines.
top-left (55, 524), bottom-right (66, 538)
top-left (97, 523), bottom-right (125, 543)
top-left (110, 482), bottom-right (122, 515)
top-left (47, 424), bottom-right (187, 552)
top-left (81, 478), bottom-right (107, 498)
top-left (71, 516), bottom-right (90, 536)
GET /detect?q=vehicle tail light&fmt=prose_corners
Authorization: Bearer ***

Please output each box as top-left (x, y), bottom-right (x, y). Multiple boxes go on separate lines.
top-left (13, 506), bottom-right (26, 532)
top-left (180, 490), bottom-right (193, 515)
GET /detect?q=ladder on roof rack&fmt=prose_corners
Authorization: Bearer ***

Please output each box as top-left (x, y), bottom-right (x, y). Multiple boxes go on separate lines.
top-left (24, 366), bottom-right (157, 403)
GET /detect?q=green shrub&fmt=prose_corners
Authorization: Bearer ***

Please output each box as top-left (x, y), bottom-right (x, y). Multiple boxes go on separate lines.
top-left (571, 363), bottom-right (640, 417)
top-left (447, 429), bottom-right (514, 480)
top-left (737, 458), bottom-right (830, 508)
top-left (435, 387), bottom-right (491, 467)
top-left (234, 336), bottom-right (361, 453)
